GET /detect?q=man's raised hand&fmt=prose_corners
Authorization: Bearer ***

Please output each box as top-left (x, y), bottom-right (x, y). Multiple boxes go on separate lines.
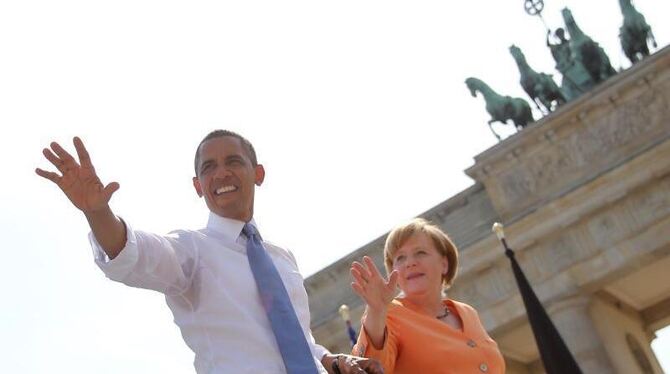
top-left (36, 137), bottom-right (119, 213)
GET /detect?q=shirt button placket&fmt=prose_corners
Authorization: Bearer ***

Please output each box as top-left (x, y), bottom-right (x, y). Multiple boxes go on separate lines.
top-left (479, 363), bottom-right (488, 372)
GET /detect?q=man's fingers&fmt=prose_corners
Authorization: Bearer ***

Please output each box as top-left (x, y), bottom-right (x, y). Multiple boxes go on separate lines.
top-left (73, 137), bottom-right (93, 168)
top-left (50, 141), bottom-right (78, 166)
top-left (341, 357), bottom-right (366, 374)
top-left (103, 182), bottom-right (120, 199)
top-left (43, 148), bottom-right (67, 173)
top-left (350, 357), bottom-right (384, 374)
top-left (35, 168), bottom-right (60, 183)
top-left (359, 359), bottom-right (384, 374)
top-left (357, 360), bottom-right (375, 370)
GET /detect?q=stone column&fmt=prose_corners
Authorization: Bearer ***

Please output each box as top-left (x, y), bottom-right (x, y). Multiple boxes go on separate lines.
top-left (547, 294), bottom-right (616, 374)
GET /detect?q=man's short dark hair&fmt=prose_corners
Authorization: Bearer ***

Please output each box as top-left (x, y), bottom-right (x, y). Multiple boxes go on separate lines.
top-left (194, 130), bottom-right (258, 176)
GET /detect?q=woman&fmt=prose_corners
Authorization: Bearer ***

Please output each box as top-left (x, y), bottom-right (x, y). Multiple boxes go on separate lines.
top-left (350, 218), bottom-right (505, 374)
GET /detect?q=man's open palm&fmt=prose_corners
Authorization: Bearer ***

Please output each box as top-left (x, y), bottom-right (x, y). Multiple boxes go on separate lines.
top-left (36, 137), bottom-right (119, 213)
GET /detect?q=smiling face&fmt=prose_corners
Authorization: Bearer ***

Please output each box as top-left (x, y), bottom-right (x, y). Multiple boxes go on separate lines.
top-left (391, 232), bottom-right (449, 298)
top-left (192, 136), bottom-right (265, 222)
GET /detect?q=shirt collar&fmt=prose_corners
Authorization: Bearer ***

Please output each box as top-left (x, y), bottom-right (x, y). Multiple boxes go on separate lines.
top-left (206, 212), bottom-right (259, 241)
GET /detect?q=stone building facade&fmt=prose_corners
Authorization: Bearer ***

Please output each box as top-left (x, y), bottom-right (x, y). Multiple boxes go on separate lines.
top-left (305, 45), bottom-right (670, 373)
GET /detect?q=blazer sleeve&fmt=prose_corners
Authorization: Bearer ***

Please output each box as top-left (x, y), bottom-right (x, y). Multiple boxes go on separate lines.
top-left (352, 311), bottom-right (400, 374)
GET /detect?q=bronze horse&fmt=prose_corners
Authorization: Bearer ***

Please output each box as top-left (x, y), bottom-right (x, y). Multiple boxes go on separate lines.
top-left (465, 77), bottom-right (534, 140)
top-left (618, 0), bottom-right (656, 64)
top-left (509, 45), bottom-right (566, 113)
top-left (562, 7), bottom-right (616, 84)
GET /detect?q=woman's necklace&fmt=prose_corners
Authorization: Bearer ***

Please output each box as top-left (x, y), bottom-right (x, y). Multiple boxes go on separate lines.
top-left (436, 305), bottom-right (450, 319)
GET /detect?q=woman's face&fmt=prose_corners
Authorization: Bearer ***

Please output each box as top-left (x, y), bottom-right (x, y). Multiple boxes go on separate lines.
top-left (391, 232), bottom-right (448, 298)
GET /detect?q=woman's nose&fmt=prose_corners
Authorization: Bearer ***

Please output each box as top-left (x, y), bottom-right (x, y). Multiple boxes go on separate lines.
top-left (404, 256), bottom-right (417, 268)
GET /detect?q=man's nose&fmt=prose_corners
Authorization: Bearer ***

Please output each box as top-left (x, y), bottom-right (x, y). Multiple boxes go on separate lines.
top-left (213, 165), bottom-right (233, 178)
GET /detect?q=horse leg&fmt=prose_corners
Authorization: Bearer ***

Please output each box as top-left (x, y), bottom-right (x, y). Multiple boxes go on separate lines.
top-left (538, 96), bottom-right (552, 113)
top-left (648, 28), bottom-right (657, 48)
top-left (487, 120), bottom-right (502, 141)
top-left (625, 46), bottom-right (637, 64)
top-left (555, 86), bottom-right (567, 104)
top-left (640, 42), bottom-right (650, 58)
top-left (532, 97), bottom-right (546, 115)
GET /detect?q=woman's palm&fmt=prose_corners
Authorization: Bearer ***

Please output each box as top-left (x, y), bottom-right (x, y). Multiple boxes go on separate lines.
top-left (351, 256), bottom-right (398, 311)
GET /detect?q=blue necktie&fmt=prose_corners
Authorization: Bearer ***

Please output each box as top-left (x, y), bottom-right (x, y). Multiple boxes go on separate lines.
top-left (242, 224), bottom-right (319, 374)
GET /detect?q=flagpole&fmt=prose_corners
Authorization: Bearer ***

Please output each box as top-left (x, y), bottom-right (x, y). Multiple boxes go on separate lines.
top-left (492, 223), bottom-right (583, 374)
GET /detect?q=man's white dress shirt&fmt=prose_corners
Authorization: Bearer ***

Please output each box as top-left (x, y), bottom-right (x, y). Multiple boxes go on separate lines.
top-left (91, 212), bottom-right (329, 373)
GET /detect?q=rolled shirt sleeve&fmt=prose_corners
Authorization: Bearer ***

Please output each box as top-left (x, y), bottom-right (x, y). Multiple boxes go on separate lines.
top-left (90, 220), bottom-right (140, 282)
top-left (90, 220), bottom-right (197, 295)
top-left (311, 339), bottom-right (330, 361)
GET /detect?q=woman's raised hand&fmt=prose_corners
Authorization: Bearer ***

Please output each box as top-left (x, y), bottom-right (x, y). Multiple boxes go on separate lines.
top-left (351, 256), bottom-right (398, 313)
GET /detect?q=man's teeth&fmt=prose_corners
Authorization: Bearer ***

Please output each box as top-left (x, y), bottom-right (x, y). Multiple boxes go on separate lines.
top-left (216, 186), bottom-right (237, 194)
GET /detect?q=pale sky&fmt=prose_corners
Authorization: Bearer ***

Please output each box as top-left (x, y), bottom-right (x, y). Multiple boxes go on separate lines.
top-left (1, 1), bottom-right (668, 372)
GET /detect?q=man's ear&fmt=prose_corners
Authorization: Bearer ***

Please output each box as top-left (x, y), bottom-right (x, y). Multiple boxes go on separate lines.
top-left (193, 176), bottom-right (203, 197)
top-left (255, 164), bottom-right (266, 186)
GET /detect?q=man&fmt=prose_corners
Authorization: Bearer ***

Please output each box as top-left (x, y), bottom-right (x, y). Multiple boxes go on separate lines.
top-left (36, 131), bottom-right (382, 374)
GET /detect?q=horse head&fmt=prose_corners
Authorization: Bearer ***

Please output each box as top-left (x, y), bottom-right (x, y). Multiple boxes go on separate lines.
top-left (509, 45), bottom-right (525, 64)
top-left (618, 0), bottom-right (633, 12)
top-left (561, 7), bottom-right (582, 38)
top-left (465, 77), bottom-right (482, 97)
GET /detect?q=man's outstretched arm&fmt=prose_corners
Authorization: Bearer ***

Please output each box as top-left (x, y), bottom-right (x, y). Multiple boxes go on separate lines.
top-left (36, 137), bottom-right (126, 259)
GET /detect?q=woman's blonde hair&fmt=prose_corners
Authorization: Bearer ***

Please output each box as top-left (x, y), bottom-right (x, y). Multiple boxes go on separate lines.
top-left (384, 218), bottom-right (459, 289)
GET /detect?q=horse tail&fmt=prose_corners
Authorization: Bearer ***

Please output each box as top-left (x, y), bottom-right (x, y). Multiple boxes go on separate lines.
top-left (648, 28), bottom-right (657, 48)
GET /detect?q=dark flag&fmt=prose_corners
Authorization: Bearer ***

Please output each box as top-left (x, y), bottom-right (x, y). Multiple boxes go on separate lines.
top-left (493, 223), bottom-right (583, 374)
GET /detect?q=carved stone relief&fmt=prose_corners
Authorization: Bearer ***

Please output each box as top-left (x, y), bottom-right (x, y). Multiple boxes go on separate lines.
top-left (493, 79), bottom-right (669, 217)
